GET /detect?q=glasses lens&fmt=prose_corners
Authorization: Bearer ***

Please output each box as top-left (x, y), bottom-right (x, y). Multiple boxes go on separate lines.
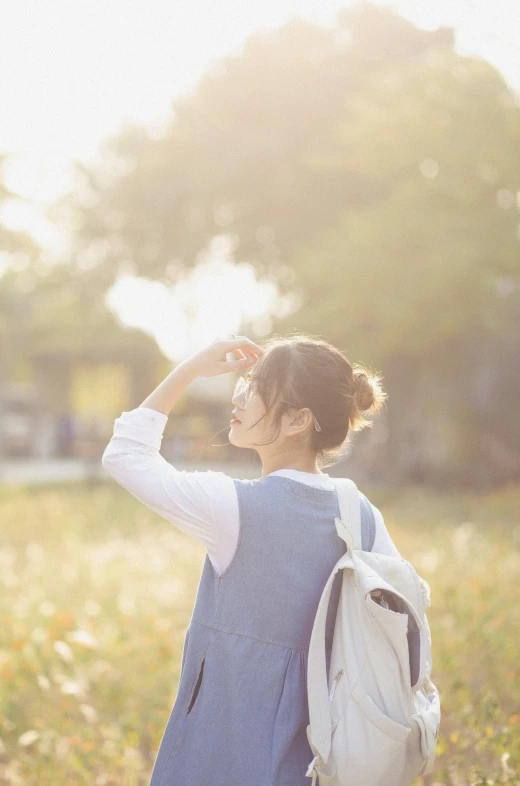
top-left (232, 377), bottom-right (246, 407)
top-left (233, 376), bottom-right (253, 408)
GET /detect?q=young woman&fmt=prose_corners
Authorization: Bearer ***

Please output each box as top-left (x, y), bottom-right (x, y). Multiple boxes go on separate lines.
top-left (102, 333), bottom-right (402, 786)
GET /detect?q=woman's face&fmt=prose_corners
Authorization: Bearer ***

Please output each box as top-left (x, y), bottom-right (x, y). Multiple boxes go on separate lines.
top-left (228, 370), bottom-right (313, 451)
top-left (228, 374), bottom-right (271, 449)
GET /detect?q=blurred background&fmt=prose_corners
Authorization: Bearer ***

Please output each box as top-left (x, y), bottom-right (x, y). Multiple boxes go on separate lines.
top-left (1, 0), bottom-right (519, 489)
top-left (1, 1), bottom-right (519, 784)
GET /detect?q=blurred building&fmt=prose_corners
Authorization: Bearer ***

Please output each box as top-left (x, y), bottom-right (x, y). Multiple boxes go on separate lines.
top-left (0, 334), bottom-right (244, 465)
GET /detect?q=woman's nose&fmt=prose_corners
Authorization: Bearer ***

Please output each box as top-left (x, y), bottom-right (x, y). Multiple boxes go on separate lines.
top-left (232, 392), bottom-right (244, 408)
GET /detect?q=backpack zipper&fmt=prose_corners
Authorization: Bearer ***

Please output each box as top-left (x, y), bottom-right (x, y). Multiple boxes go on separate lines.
top-left (329, 667), bottom-right (344, 703)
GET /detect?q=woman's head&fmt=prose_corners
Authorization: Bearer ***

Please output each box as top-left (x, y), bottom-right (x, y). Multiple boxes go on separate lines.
top-left (228, 332), bottom-right (387, 472)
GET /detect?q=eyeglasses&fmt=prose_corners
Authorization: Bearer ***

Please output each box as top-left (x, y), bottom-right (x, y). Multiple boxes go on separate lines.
top-left (232, 375), bottom-right (322, 432)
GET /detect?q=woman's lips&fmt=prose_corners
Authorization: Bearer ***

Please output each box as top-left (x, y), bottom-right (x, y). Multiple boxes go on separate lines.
top-left (230, 417), bottom-right (241, 424)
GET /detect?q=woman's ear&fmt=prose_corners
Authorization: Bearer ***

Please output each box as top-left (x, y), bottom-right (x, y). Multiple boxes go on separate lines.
top-left (286, 408), bottom-right (311, 434)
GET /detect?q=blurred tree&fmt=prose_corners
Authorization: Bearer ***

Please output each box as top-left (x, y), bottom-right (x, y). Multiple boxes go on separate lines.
top-left (43, 2), bottom-right (520, 487)
top-left (0, 153), bottom-right (41, 259)
top-left (274, 47), bottom-right (520, 487)
top-left (280, 48), bottom-right (520, 363)
top-left (0, 195), bottom-right (170, 449)
top-left (0, 152), bottom-right (42, 390)
top-left (51, 3), bottom-right (453, 291)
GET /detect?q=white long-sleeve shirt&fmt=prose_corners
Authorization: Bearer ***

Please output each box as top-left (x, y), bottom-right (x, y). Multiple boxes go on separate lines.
top-left (101, 407), bottom-right (402, 576)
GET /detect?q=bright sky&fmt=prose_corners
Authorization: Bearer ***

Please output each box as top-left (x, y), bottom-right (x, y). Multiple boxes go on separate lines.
top-left (1, 0), bottom-right (518, 361)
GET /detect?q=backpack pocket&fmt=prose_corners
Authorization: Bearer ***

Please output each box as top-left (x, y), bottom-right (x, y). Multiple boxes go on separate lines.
top-left (410, 677), bottom-right (442, 774)
top-left (366, 589), bottom-right (418, 694)
top-left (329, 677), bottom-right (412, 786)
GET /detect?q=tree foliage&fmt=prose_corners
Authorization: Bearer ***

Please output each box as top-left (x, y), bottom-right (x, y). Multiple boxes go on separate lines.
top-left (277, 49), bottom-right (520, 365)
top-left (55, 4), bottom-right (454, 288)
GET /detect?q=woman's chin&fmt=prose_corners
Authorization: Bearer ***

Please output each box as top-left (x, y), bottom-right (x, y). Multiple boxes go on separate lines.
top-left (229, 428), bottom-right (245, 447)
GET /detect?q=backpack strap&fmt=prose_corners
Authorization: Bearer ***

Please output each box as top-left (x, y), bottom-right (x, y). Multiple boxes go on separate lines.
top-left (332, 478), bottom-right (362, 552)
top-left (306, 536), bottom-right (356, 767)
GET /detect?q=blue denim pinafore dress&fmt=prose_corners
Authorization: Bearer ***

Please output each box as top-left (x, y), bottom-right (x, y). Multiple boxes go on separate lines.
top-left (150, 474), bottom-right (375, 786)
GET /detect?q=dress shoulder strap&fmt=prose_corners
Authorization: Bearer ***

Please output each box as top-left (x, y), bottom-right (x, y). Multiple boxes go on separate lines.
top-left (359, 491), bottom-right (376, 552)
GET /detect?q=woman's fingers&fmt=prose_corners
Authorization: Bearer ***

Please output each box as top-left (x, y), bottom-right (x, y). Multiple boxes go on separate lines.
top-left (216, 356), bottom-right (255, 370)
top-left (225, 336), bottom-right (265, 354)
top-left (237, 347), bottom-right (258, 361)
top-left (224, 336), bottom-right (264, 363)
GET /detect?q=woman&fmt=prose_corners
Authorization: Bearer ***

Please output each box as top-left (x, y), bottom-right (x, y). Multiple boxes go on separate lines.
top-left (102, 333), bottom-right (402, 786)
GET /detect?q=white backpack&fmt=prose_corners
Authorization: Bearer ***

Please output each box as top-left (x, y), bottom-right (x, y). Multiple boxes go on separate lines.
top-left (305, 478), bottom-right (441, 786)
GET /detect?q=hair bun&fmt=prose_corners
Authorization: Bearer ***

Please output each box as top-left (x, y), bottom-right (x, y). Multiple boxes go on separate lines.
top-left (353, 369), bottom-right (376, 411)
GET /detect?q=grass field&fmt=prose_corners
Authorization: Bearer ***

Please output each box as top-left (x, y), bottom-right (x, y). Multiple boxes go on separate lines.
top-left (0, 478), bottom-right (519, 785)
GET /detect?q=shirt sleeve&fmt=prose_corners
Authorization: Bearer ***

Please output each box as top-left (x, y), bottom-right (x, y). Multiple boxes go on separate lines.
top-left (101, 407), bottom-right (239, 576)
top-left (370, 503), bottom-right (402, 558)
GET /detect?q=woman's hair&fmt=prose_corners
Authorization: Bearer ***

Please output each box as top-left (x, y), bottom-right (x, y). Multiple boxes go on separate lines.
top-left (245, 332), bottom-right (387, 470)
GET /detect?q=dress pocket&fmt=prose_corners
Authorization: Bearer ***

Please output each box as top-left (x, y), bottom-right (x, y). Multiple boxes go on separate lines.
top-left (170, 652), bottom-right (207, 755)
top-left (155, 652), bottom-right (207, 785)
top-left (186, 655), bottom-right (205, 714)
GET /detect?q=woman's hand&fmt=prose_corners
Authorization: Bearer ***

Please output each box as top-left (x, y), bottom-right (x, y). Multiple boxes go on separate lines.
top-left (185, 336), bottom-right (265, 378)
